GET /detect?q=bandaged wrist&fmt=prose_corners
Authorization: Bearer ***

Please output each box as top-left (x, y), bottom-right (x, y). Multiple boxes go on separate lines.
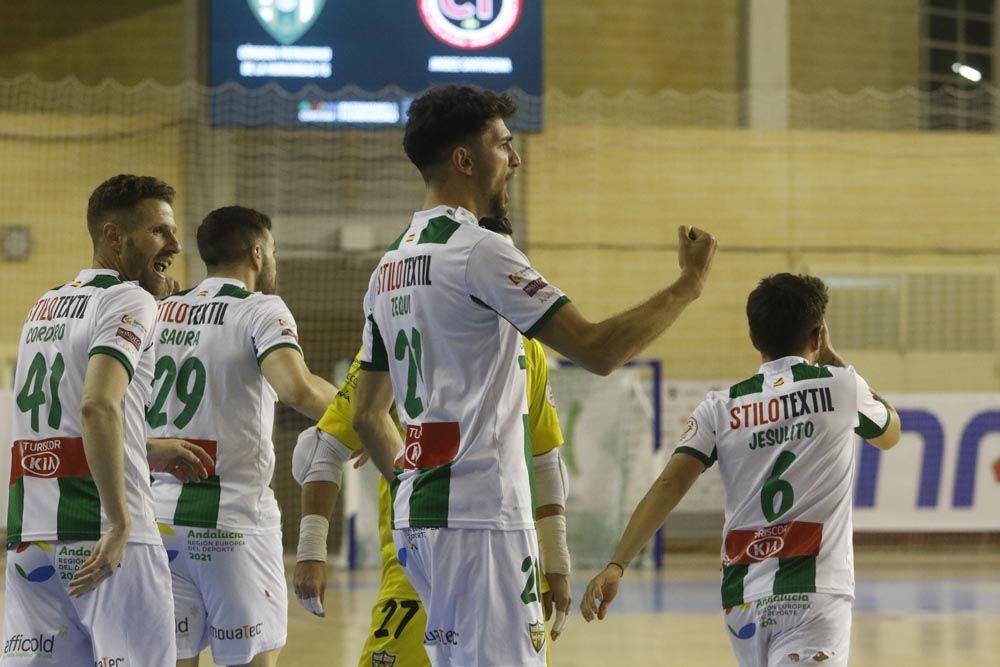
top-left (536, 513), bottom-right (570, 575)
top-left (296, 514), bottom-right (329, 562)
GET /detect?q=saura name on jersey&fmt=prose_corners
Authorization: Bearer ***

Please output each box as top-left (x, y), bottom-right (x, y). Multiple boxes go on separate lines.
top-left (375, 254), bottom-right (432, 295)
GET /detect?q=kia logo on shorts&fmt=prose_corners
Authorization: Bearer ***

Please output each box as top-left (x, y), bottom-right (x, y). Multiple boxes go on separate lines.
top-left (22, 452), bottom-right (60, 477)
top-left (746, 536), bottom-right (784, 561)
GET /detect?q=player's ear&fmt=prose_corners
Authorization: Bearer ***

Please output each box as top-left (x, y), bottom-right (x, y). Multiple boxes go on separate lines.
top-left (452, 147), bottom-right (474, 176)
top-left (249, 243), bottom-right (263, 271)
top-left (102, 221), bottom-right (123, 252)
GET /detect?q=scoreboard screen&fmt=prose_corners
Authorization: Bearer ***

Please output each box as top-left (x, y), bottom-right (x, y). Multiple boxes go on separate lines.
top-left (209, 0), bottom-right (543, 129)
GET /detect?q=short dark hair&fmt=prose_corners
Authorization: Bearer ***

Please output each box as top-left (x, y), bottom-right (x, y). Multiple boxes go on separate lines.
top-left (403, 85), bottom-right (517, 179)
top-left (197, 206), bottom-right (272, 268)
top-left (86, 174), bottom-right (176, 242)
top-left (478, 216), bottom-right (512, 235)
top-left (746, 273), bottom-right (829, 360)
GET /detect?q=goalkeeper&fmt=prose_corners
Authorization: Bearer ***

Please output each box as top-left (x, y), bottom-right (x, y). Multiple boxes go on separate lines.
top-left (290, 217), bottom-right (572, 666)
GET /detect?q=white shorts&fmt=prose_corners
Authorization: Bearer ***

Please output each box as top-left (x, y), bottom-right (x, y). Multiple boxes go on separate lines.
top-left (393, 527), bottom-right (547, 667)
top-left (724, 592), bottom-right (852, 667)
top-left (3, 539), bottom-right (175, 666)
top-left (159, 524), bottom-right (287, 665)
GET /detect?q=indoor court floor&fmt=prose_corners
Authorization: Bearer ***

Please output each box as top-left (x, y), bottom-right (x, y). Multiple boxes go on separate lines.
top-left (296, 550), bottom-right (1000, 667)
top-left (1, 550), bottom-right (997, 665)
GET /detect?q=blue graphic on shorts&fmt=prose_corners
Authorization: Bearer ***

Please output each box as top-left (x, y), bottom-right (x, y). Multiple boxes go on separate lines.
top-left (14, 563), bottom-right (56, 583)
top-left (398, 547), bottom-right (408, 568)
top-left (728, 623), bottom-right (756, 640)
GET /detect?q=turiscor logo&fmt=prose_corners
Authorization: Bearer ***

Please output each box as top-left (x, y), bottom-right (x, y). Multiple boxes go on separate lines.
top-left (3, 633), bottom-right (56, 656)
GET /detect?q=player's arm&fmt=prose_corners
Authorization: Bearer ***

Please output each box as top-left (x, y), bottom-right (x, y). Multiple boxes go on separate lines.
top-left (290, 427), bottom-right (356, 617)
top-left (293, 482), bottom-right (337, 617)
top-left (534, 226), bottom-right (716, 376)
top-left (535, 449), bottom-right (571, 638)
top-left (579, 452), bottom-right (704, 622)
top-left (818, 322), bottom-right (901, 451)
top-left (353, 369), bottom-right (402, 481)
top-left (69, 353), bottom-right (132, 597)
top-left (863, 394), bottom-right (901, 450)
top-left (261, 348), bottom-right (337, 421)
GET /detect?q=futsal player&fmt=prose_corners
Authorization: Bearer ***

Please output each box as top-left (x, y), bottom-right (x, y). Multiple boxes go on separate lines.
top-left (4, 175), bottom-right (182, 665)
top-left (148, 206), bottom-right (336, 667)
top-left (291, 217), bottom-right (572, 667)
top-left (581, 274), bottom-right (901, 667)
top-left (352, 84), bottom-right (717, 666)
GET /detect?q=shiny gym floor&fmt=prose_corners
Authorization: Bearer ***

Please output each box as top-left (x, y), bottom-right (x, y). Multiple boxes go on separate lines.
top-left (294, 551), bottom-right (1000, 666)
top-left (2, 550), bottom-right (997, 665)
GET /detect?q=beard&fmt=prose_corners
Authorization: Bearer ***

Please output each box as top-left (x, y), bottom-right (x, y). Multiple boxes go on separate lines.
top-left (487, 191), bottom-right (508, 220)
top-left (257, 264), bottom-right (277, 295)
top-left (139, 269), bottom-right (169, 298)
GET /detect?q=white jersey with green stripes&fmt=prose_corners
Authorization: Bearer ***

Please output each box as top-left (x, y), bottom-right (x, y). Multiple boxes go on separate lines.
top-left (148, 277), bottom-right (301, 534)
top-left (360, 205), bottom-right (570, 531)
top-left (674, 356), bottom-right (890, 608)
top-left (8, 269), bottom-right (160, 545)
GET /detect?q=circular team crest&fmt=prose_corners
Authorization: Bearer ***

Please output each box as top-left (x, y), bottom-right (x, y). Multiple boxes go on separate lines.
top-left (678, 417), bottom-right (699, 444)
top-left (418, 0), bottom-right (523, 50)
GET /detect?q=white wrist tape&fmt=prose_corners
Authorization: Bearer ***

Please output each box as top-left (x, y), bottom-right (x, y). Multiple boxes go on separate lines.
top-left (536, 514), bottom-right (570, 575)
top-left (296, 514), bottom-right (330, 563)
top-left (291, 427), bottom-right (352, 487)
top-left (533, 448), bottom-right (569, 507)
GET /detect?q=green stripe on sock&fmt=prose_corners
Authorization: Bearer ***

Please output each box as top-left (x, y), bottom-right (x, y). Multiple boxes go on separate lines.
top-left (721, 564), bottom-right (750, 607)
top-left (774, 556), bottom-right (817, 595)
top-left (7, 478), bottom-right (24, 545)
top-left (408, 465), bottom-right (451, 528)
top-left (57, 477), bottom-right (102, 540)
top-left (173, 476), bottom-right (222, 528)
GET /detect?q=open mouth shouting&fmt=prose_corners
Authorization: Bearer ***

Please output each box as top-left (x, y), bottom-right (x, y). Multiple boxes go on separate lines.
top-left (153, 258), bottom-right (172, 280)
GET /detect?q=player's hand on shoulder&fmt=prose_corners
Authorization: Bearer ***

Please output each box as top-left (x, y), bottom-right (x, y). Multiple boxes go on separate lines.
top-left (147, 438), bottom-right (212, 483)
top-left (676, 225), bottom-right (718, 299)
top-left (68, 524), bottom-right (129, 598)
top-left (294, 560), bottom-right (328, 617)
top-left (580, 564), bottom-right (622, 622)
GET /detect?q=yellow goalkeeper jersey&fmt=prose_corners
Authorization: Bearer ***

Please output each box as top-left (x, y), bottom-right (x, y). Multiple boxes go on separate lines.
top-left (316, 338), bottom-right (564, 601)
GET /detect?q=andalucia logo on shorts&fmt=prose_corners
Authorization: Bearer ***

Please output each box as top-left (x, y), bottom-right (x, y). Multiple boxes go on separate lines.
top-left (528, 620), bottom-right (545, 653)
top-left (248, 0), bottom-right (326, 45)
